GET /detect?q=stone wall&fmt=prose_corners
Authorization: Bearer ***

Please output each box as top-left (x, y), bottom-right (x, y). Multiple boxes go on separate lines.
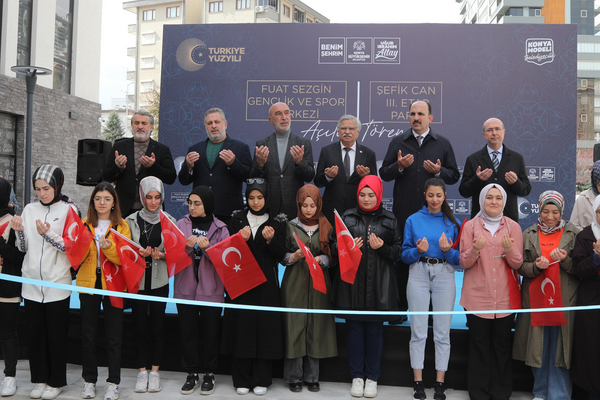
top-left (0, 74), bottom-right (102, 215)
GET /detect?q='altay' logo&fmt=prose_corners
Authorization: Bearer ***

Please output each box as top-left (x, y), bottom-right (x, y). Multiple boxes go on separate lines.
top-left (524, 38), bottom-right (555, 66)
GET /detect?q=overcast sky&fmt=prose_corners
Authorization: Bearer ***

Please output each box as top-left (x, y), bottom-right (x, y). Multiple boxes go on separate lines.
top-left (98, 0), bottom-right (462, 109)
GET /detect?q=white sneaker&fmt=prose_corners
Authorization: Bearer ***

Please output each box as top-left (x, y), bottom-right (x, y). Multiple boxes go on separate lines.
top-left (236, 388), bottom-right (249, 395)
top-left (148, 372), bottom-right (161, 393)
top-left (350, 378), bottom-right (364, 397)
top-left (134, 371), bottom-right (148, 393)
top-left (253, 386), bottom-right (267, 396)
top-left (104, 383), bottom-right (119, 400)
top-left (364, 379), bottom-right (377, 398)
top-left (30, 384), bottom-right (47, 399)
top-left (81, 382), bottom-right (96, 399)
top-left (41, 386), bottom-right (62, 400)
top-left (1, 377), bottom-right (17, 396)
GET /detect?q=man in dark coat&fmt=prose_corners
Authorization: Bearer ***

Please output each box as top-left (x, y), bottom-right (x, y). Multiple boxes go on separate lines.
top-left (178, 108), bottom-right (252, 225)
top-left (249, 102), bottom-right (314, 219)
top-left (379, 101), bottom-right (460, 314)
top-left (314, 114), bottom-right (377, 225)
top-left (459, 117), bottom-right (531, 222)
top-left (103, 109), bottom-right (176, 217)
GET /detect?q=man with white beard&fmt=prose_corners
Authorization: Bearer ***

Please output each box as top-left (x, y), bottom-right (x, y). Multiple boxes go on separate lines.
top-left (103, 109), bottom-right (177, 217)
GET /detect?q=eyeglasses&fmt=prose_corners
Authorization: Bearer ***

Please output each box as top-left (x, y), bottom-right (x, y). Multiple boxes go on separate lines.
top-left (247, 178), bottom-right (265, 184)
top-left (187, 200), bottom-right (203, 208)
top-left (484, 127), bottom-right (504, 133)
top-left (94, 197), bottom-right (113, 204)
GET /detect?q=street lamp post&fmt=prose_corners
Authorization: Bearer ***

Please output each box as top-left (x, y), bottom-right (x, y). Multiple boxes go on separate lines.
top-left (10, 66), bottom-right (52, 206)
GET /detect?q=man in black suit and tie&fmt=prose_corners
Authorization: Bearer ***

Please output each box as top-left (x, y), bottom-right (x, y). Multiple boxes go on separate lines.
top-left (459, 117), bottom-right (531, 222)
top-left (178, 108), bottom-right (252, 225)
top-left (250, 102), bottom-right (314, 219)
top-left (314, 114), bottom-right (377, 224)
top-left (103, 109), bottom-right (176, 217)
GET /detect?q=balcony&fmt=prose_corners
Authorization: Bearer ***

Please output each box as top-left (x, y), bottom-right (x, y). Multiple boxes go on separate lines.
top-left (126, 70), bottom-right (135, 81)
top-left (127, 47), bottom-right (136, 58)
top-left (255, 6), bottom-right (278, 22)
top-left (128, 24), bottom-right (136, 34)
top-left (499, 15), bottom-right (545, 24)
top-left (491, 0), bottom-right (544, 18)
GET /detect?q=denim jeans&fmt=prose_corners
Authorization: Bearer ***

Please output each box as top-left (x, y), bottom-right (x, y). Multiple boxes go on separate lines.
top-left (283, 356), bottom-right (319, 383)
top-left (531, 326), bottom-right (572, 400)
top-left (406, 261), bottom-right (455, 371)
top-left (346, 320), bottom-right (384, 381)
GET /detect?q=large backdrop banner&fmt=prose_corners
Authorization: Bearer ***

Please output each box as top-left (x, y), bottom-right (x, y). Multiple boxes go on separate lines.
top-left (159, 23), bottom-right (577, 228)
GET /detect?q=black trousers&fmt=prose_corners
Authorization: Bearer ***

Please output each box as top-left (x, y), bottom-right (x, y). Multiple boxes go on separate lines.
top-left (231, 357), bottom-right (273, 389)
top-left (466, 313), bottom-right (514, 400)
top-left (130, 285), bottom-right (168, 368)
top-left (176, 304), bottom-right (222, 373)
top-left (80, 294), bottom-right (123, 384)
top-left (0, 302), bottom-right (19, 377)
top-left (25, 297), bottom-right (70, 387)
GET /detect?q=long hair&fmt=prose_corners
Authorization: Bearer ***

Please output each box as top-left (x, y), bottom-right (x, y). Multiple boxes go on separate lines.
top-left (86, 182), bottom-right (122, 227)
top-left (423, 178), bottom-right (459, 229)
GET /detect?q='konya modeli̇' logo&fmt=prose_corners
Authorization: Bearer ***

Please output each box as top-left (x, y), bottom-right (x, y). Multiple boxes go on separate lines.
top-left (524, 38), bottom-right (555, 66)
top-left (176, 38), bottom-right (209, 72)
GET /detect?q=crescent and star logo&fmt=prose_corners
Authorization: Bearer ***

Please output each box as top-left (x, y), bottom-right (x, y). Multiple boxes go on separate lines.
top-left (176, 38), bottom-right (209, 72)
top-left (67, 222), bottom-right (79, 242)
top-left (121, 245), bottom-right (139, 270)
top-left (541, 277), bottom-right (556, 305)
top-left (222, 247), bottom-right (242, 272)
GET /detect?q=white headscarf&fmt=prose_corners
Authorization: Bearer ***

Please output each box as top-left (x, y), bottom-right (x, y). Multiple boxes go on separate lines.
top-left (138, 176), bottom-right (164, 224)
top-left (591, 195), bottom-right (600, 240)
top-left (476, 183), bottom-right (508, 226)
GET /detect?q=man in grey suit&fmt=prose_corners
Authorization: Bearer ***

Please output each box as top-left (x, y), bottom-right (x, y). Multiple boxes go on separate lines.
top-left (249, 102), bottom-right (314, 219)
top-left (314, 114), bottom-right (377, 224)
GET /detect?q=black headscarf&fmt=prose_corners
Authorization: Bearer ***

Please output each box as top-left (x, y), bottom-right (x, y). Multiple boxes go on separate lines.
top-left (189, 186), bottom-right (214, 224)
top-left (245, 179), bottom-right (269, 216)
top-left (32, 165), bottom-right (64, 206)
top-left (0, 178), bottom-right (14, 217)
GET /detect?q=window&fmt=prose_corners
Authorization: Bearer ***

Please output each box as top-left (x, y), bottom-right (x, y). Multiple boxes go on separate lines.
top-left (258, 0), bottom-right (278, 11)
top-left (293, 8), bottom-right (305, 22)
top-left (167, 6), bottom-right (180, 18)
top-left (141, 32), bottom-right (156, 45)
top-left (209, 1), bottom-right (223, 13)
top-left (0, 113), bottom-right (17, 186)
top-left (529, 8), bottom-right (541, 16)
top-left (582, 10), bottom-right (588, 18)
top-left (505, 7), bottom-right (523, 16)
top-left (141, 56), bottom-right (155, 69)
top-left (582, 96), bottom-right (588, 105)
top-left (581, 79), bottom-right (588, 88)
top-left (17, 0), bottom-right (33, 68)
top-left (307, 18), bottom-right (313, 23)
top-left (581, 113), bottom-right (588, 123)
top-left (141, 80), bottom-right (156, 92)
top-left (283, 5), bottom-right (290, 17)
top-left (237, 0), bottom-right (251, 9)
top-left (143, 9), bottom-right (155, 20)
top-left (53, 0), bottom-right (73, 93)
top-left (578, 61), bottom-right (600, 70)
top-left (594, 97), bottom-right (600, 107)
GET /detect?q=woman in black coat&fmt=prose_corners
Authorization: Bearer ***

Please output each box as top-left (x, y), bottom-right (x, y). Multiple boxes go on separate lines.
top-left (222, 179), bottom-right (287, 396)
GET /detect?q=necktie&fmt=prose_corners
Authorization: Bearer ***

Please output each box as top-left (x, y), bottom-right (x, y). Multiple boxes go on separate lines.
top-left (344, 147), bottom-right (351, 180)
top-left (417, 135), bottom-right (423, 147)
top-left (492, 151), bottom-right (499, 172)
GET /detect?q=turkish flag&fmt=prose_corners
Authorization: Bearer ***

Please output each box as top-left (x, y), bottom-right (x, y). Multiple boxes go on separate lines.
top-left (100, 250), bottom-right (126, 309)
top-left (529, 262), bottom-right (567, 326)
top-left (63, 206), bottom-right (93, 270)
top-left (110, 229), bottom-right (146, 294)
top-left (451, 218), bottom-right (468, 250)
top-left (206, 232), bottom-right (266, 299)
top-left (159, 210), bottom-right (192, 277)
top-left (334, 210), bottom-right (362, 284)
top-left (293, 232), bottom-right (327, 294)
top-left (0, 221), bottom-right (9, 238)
top-left (506, 260), bottom-right (522, 310)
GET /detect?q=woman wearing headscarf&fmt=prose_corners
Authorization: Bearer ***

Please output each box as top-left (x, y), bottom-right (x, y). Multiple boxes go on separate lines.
top-left (174, 186), bottom-right (228, 396)
top-left (11, 165), bottom-right (76, 399)
top-left (282, 184), bottom-right (337, 393)
top-left (571, 195), bottom-right (600, 400)
top-left (222, 179), bottom-right (287, 396)
top-left (459, 183), bottom-right (523, 400)
top-left (0, 177), bottom-right (23, 397)
top-left (513, 191), bottom-right (579, 400)
top-left (76, 182), bottom-right (131, 400)
top-left (571, 160), bottom-right (600, 230)
top-left (125, 176), bottom-right (175, 394)
top-left (332, 175), bottom-right (402, 398)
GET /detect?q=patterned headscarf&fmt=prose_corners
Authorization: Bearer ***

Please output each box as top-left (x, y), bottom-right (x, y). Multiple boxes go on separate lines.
top-left (537, 190), bottom-right (566, 235)
top-left (32, 165), bottom-right (64, 205)
top-left (476, 183), bottom-right (507, 225)
top-left (296, 184), bottom-right (332, 258)
top-left (138, 176), bottom-right (164, 224)
top-left (591, 160), bottom-right (600, 195)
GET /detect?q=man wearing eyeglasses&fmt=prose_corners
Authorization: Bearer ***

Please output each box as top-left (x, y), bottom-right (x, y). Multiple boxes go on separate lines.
top-left (314, 114), bottom-right (377, 224)
top-left (459, 117), bottom-right (531, 222)
top-left (178, 108), bottom-right (252, 225)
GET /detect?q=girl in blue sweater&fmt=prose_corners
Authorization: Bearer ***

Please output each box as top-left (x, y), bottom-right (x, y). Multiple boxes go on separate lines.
top-left (401, 178), bottom-right (461, 400)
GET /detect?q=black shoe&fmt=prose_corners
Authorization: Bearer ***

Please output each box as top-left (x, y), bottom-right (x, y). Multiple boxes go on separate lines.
top-left (181, 373), bottom-right (200, 395)
top-left (413, 381), bottom-right (426, 400)
top-left (305, 382), bottom-right (320, 392)
top-left (200, 373), bottom-right (215, 395)
top-left (388, 315), bottom-right (408, 325)
top-left (289, 382), bottom-right (302, 392)
top-left (433, 382), bottom-right (446, 400)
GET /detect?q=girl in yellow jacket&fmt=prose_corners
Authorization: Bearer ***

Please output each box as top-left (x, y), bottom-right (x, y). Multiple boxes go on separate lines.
top-left (76, 182), bottom-right (131, 400)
